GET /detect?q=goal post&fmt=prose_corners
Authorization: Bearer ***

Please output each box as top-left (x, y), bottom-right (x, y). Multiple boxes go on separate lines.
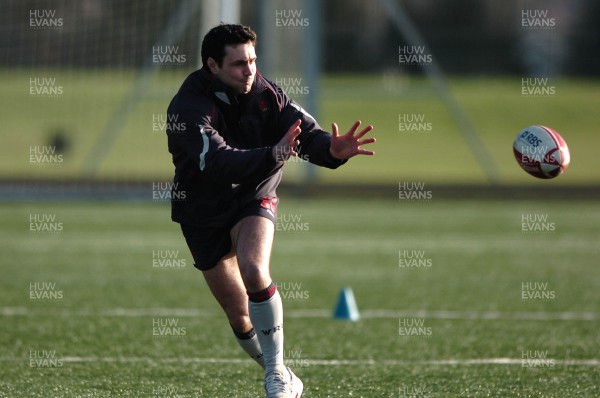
top-left (380, 0), bottom-right (500, 184)
top-left (83, 0), bottom-right (242, 177)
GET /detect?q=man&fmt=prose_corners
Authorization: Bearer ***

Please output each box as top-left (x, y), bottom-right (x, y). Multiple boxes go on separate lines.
top-left (166, 23), bottom-right (375, 398)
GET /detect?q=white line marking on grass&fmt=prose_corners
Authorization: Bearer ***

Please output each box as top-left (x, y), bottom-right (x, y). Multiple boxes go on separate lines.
top-left (0, 307), bottom-right (217, 317)
top-left (1, 307), bottom-right (598, 321)
top-left (309, 358), bottom-right (600, 367)
top-left (359, 309), bottom-right (600, 321)
top-left (2, 356), bottom-right (599, 367)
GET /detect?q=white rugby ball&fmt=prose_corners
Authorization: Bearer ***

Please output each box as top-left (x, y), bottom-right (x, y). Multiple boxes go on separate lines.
top-left (513, 125), bottom-right (570, 179)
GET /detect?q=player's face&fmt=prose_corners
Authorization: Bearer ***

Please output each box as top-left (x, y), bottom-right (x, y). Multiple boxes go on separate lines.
top-left (211, 43), bottom-right (257, 95)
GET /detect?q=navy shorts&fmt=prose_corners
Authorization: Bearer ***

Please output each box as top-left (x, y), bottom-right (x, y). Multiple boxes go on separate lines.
top-left (180, 196), bottom-right (278, 271)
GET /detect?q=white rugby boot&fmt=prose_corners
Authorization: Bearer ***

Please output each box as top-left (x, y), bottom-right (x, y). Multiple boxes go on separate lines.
top-left (264, 367), bottom-right (303, 398)
top-left (288, 367), bottom-right (303, 398)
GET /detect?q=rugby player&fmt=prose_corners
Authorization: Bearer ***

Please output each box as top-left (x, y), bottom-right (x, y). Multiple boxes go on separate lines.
top-left (166, 23), bottom-right (375, 398)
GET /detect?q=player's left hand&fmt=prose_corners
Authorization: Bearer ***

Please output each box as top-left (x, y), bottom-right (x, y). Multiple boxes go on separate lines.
top-left (330, 120), bottom-right (376, 160)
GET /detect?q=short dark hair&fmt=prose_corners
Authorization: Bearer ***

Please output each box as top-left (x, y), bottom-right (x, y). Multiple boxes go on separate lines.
top-left (201, 23), bottom-right (257, 67)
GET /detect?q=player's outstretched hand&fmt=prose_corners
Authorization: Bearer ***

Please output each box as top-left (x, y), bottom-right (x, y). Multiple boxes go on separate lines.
top-left (330, 120), bottom-right (376, 160)
top-left (272, 119), bottom-right (302, 162)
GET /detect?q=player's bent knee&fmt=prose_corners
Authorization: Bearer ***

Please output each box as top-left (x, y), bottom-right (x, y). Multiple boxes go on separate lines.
top-left (239, 262), bottom-right (271, 292)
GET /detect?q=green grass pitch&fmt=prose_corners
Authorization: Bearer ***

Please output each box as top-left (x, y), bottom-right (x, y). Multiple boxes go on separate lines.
top-left (1, 197), bottom-right (599, 397)
top-left (2, 70), bottom-right (600, 184)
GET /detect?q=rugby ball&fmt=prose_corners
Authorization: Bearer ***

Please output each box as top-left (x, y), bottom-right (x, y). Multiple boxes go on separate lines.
top-left (513, 125), bottom-right (570, 179)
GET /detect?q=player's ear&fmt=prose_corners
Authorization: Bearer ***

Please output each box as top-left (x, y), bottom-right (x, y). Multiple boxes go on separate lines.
top-left (207, 57), bottom-right (219, 74)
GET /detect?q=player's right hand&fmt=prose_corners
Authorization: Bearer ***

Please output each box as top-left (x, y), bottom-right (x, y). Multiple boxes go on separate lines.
top-left (272, 119), bottom-right (302, 162)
